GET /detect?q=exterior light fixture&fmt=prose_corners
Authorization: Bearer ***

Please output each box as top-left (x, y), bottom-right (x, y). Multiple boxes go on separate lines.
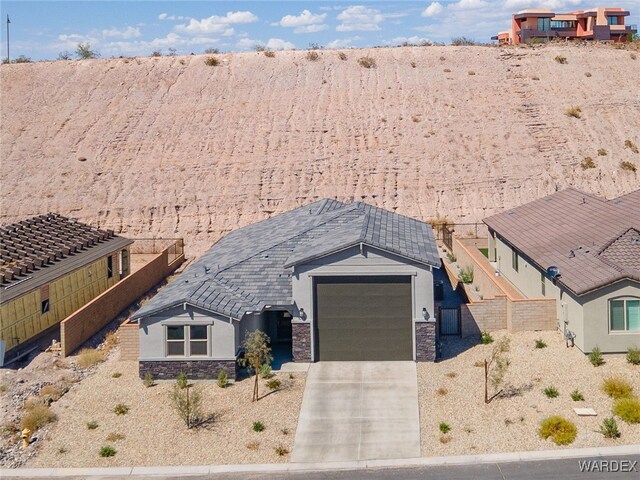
top-left (422, 307), bottom-right (428, 319)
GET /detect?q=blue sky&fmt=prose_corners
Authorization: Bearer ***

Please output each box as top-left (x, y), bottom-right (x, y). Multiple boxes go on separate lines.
top-left (2, 1), bottom-right (638, 60)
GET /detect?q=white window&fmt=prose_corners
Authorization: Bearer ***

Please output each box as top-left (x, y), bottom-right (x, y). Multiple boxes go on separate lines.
top-left (610, 298), bottom-right (640, 332)
top-left (166, 325), bottom-right (210, 357)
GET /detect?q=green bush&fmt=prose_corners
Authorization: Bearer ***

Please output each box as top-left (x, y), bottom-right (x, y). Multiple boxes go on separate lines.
top-left (217, 369), bottom-right (229, 388)
top-left (589, 346), bottom-right (604, 366)
top-left (539, 416), bottom-right (577, 445)
top-left (544, 386), bottom-right (559, 398)
top-left (613, 397), bottom-right (640, 424)
top-left (458, 266), bottom-right (474, 284)
top-left (87, 420), bottom-right (99, 430)
top-left (627, 347), bottom-right (640, 365)
top-left (253, 421), bottom-right (265, 432)
top-left (480, 331), bottom-right (494, 344)
top-left (266, 379), bottom-right (281, 390)
top-left (600, 417), bottom-right (621, 438)
top-left (602, 378), bottom-right (633, 399)
top-left (570, 390), bottom-right (584, 402)
top-left (534, 339), bottom-right (547, 349)
top-left (275, 445), bottom-right (289, 456)
top-left (439, 422), bottom-right (451, 434)
top-left (259, 364), bottom-right (273, 379)
top-left (143, 373), bottom-right (154, 388)
top-left (446, 251), bottom-right (457, 263)
top-left (113, 404), bottom-right (129, 415)
top-left (176, 372), bottom-right (188, 389)
top-left (99, 445), bottom-right (117, 457)
top-left (111, 372), bottom-right (122, 378)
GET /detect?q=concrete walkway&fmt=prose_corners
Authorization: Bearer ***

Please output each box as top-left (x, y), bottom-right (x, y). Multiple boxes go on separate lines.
top-left (291, 362), bottom-right (420, 463)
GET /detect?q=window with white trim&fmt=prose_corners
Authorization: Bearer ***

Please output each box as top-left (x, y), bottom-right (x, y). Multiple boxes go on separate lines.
top-left (166, 325), bottom-right (210, 357)
top-left (610, 298), bottom-right (640, 332)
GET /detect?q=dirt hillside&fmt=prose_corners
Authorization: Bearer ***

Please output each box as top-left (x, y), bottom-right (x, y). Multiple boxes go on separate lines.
top-left (1, 44), bottom-right (639, 255)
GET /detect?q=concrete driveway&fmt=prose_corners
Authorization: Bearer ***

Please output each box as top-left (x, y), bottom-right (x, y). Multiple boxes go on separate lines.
top-left (291, 362), bottom-right (420, 463)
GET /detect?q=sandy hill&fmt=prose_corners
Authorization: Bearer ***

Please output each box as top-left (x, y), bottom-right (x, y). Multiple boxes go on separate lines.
top-left (1, 45), bottom-right (639, 255)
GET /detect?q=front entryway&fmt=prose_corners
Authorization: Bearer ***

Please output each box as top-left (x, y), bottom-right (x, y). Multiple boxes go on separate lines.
top-left (291, 362), bottom-right (420, 463)
top-left (314, 276), bottom-right (413, 361)
top-left (265, 310), bottom-right (293, 370)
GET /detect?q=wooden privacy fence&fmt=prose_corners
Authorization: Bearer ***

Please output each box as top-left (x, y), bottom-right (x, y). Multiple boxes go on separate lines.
top-left (60, 240), bottom-right (184, 357)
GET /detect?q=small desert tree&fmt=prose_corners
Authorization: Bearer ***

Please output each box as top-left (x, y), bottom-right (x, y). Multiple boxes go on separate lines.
top-left (170, 374), bottom-right (203, 428)
top-left (76, 43), bottom-right (98, 60)
top-left (239, 330), bottom-right (272, 402)
top-left (484, 336), bottom-right (510, 403)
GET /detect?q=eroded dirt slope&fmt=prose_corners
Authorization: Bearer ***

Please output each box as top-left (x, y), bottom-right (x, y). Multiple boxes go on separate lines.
top-left (1, 45), bottom-right (639, 254)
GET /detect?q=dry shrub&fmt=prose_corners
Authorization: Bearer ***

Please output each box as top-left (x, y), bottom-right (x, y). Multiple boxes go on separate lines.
top-left (306, 51), bottom-right (319, 61)
top-left (602, 378), bottom-right (633, 399)
top-left (439, 434), bottom-right (452, 444)
top-left (106, 433), bottom-right (125, 442)
top-left (467, 70), bottom-right (476, 75)
top-left (78, 348), bottom-right (106, 369)
top-left (40, 384), bottom-right (65, 402)
top-left (597, 148), bottom-right (607, 156)
top-left (565, 106), bottom-right (582, 118)
top-left (444, 68), bottom-right (451, 72)
top-left (246, 440), bottom-right (260, 450)
top-left (263, 51), bottom-right (275, 58)
top-left (337, 52), bottom-right (347, 61)
top-left (436, 387), bottom-right (448, 396)
top-left (584, 72), bottom-right (592, 77)
top-left (358, 56), bottom-right (376, 68)
top-left (204, 56), bottom-right (219, 66)
top-left (22, 404), bottom-right (57, 431)
top-left (554, 55), bottom-right (567, 64)
top-left (613, 397), bottom-right (640, 424)
top-left (624, 139), bottom-right (638, 153)
top-left (104, 331), bottom-right (119, 350)
top-left (445, 372), bottom-right (458, 378)
top-left (539, 416), bottom-right (577, 445)
top-left (620, 161), bottom-right (637, 172)
top-left (580, 157), bottom-right (596, 169)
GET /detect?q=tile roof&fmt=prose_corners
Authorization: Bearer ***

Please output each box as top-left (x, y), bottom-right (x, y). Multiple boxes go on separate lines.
top-left (132, 199), bottom-right (440, 320)
top-left (1, 213), bottom-right (132, 303)
top-left (484, 188), bottom-right (640, 295)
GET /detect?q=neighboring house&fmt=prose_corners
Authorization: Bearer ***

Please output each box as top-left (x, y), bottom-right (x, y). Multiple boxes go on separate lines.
top-left (131, 199), bottom-right (441, 380)
top-left (493, 7), bottom-right (636, 44)
top-left (484, 188), bottom-right (639, 353)
top-left (0, 214), bottom-right (132, 357)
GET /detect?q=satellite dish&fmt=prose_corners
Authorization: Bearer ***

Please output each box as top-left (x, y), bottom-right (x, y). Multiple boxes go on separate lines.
top-left (547, 266), bottom-right (561, 278)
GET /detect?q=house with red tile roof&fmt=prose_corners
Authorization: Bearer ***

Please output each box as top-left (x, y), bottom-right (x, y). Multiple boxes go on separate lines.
top-left (484, 188), bottom-right (639, 354)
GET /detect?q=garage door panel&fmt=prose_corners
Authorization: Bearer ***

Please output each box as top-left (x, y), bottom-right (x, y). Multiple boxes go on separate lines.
top-left (316, 277), bottom-right (412, 361)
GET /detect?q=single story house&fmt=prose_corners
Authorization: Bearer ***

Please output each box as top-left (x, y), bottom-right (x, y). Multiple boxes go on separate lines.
top-left (131, 199), bottom-right (441, 380)
top-left (484, 188), bottom-right (639, 353)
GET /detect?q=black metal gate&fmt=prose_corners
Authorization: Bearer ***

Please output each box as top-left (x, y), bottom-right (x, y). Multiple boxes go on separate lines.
top-left (438, 307), bottom-right (461, 336)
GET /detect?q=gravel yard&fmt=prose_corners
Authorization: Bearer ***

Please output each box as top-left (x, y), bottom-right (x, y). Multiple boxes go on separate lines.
top-left (27, 353), bottom-right (306, 468)
top-left (419, 330), bottom-right (640, 456)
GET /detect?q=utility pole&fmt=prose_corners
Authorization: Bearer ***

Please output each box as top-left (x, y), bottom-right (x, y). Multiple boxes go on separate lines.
top-left (6, 15), bottom-right (10, 63)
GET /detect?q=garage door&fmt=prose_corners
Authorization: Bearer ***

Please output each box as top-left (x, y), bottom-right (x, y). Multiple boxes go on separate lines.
top-left (315, 276), bottom-right (413, 361)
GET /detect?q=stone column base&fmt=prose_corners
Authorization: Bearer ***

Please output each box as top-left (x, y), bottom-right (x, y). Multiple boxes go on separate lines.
top-left (292, 321), bottom-right (312, 362)
top-left (415, 320), bottom-right (437, 362)
top-left (139, 359), bottom-right (237, 380)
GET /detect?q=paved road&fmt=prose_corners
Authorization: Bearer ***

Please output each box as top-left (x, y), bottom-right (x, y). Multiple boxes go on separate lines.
top-left (291, 362), bottom-right (420, 462)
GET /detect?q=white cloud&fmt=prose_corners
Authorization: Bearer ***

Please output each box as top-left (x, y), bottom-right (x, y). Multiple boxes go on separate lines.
top-left (159, 13), bottom-right (169, 20)
top-left (158, 13), bottom-right (189, 21)
top-left (336, 6), bottom-right (385, 32)
top-left (503, 0), bottom-right (583, 9)
top-left (280, 10), bottom-right (327, 27)
top-left (326, 36), bottom-right (361, 48)
top-left (294, 24), bottom-right (329, 34)
top-left (422, 2), bottom-right (444, 17)
top-left (388, 35), bottom-right (433, 45)
top-left (102, 26), bottom-right (141, 39)
top-left (266, 38), bottom-right (295, 50)
top-left (176, 11), bottom-right (258, 35)
top-left (450, 0), bottom-right (489, 10)
top-left (236, 38), bottom-right (259, 49)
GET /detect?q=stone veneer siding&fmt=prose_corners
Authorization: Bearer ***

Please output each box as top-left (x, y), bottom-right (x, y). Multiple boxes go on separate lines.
top-left (415, 320), bottom-right (437, 362)
top-left (139, 359), bottom-right (237, 380)
top-left (292, 321), bottom-right (312, 362)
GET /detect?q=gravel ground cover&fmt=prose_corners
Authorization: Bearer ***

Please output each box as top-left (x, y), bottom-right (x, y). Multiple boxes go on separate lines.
top-left (27, 353), bottom-right (306, 468)
top-left (419, 330), bottom-right (640, 456)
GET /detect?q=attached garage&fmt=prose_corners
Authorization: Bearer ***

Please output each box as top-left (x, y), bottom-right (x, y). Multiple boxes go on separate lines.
top-left (314, 276), bottom-right (413, 361)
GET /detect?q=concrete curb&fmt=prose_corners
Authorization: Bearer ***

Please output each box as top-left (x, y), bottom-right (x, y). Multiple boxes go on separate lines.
top-left (2, 444), bottom-right (638, 477)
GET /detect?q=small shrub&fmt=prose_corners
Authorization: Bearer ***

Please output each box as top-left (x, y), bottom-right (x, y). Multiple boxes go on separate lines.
top-left (534, 339), bottom-right (547, 349)
top-left (581, 157), bottom-right (596, 169)
top-left (554, 55), bottom-right (567, 64)
top-left (204, 56), bottom-right (220, 66)
top-left (412, 115), bottom-right (421, 123)
top-left (631, 53), bottom-right (637, 60)
top-left (444, 68), bottom-right (451, 73)
top-left (597, 148), bottom-right (607, 156)
top-left (602, 378), bottom-right (633, 399)
top-left (170, 384), bottom-right (203, 428)
top-left (436, 387), bottom-right (448, 396)
top-left (106, 433), bottom-right (125, 442)
top-left (584, 72), bottom-right (592, 77)
top-left (600, 417), bottom-right (621, 438)
top-left (281, 427), bottom-right (289, 435)
top-left (306, 50), bottom-right (319, 61)
top-left (565, 106), bottom-right (582, 118)
top-left (467, 70), bottom-right (476, 76)
top-left (143, 373), bottom-right (154, 388)
top-left (439, 434), bottom-right (452, 444)
top-left (104, 331), bottom-right (119, 350)
top-left (111, 372), bottom-right (122, 379)
top-left (217, 369), bottom-right (229, 388)
top-left (77, 348), bottom-right (105, 369)
top-left (275, 445), bottom-right (289, 456)
top-left (266, 379), bottom-right (281, 390)
top-left (473, 360), bottom-right (484, 367)
top-left (246, 441), bottom-right (260, 450)
top-left (613, 397), bottom-right (640, 424)
top-left (253, 421), bottom-right (265, 432)
top-left (58, 447), bottom-right (67, 454)
top-left (358, 56), bottom-right (376, 68)
top-left (204, 48), bottom-right (220, 54)
top-left (451, 37), bottom-right (475, 46)
top-left (259, 364), bottom-right (273, 379)
top-left (99, 445), bottom-right (117, 457)
top-left (337, 52), bottom-right (347, 61)
top-left (539, 416), bottom-right (577, 445)
top-left (620, 161), bottom-right (637, 172)
top-left (627, 347), bottom-right (640, 365)
top-left (570, 390), bottom-right (584, 402)
top-left (458, 266), bottom-right (474, 284)
top-left (264, 50), bottom-right (275, 58)
top-left (114, 404), bottom-right (129, 415)
top-left (151, 50), bottom-right (162, 57)
top-left (439, 422), bottom-right (451, 434)
top-left (544, 386), bottom-right (559, 398)
top-left (446, 251), bottom-right (457, 263)
top-left (625, 139), bottom-right (639, 153)
top-left (532, 76), bottom-right (540, 80)
top-left (589, 346), bottom-right (604, 366)
top-left (410, 61), bottom-right (416, 68)
top-left (439, 56), bottom-right (445, 61)
top-left (288, 373), bottom-right (295, 380)
top-left (445, 372), bottom-right (457, 379)
top-left (0, 384), bottom-right (6, 394)
top-left (21, 404), bottom-right (57, 431)
top-left (504, 418), bottom-right (514, 426)
top-left (176, 372), bottom-right (188, 389)
top-left (480, 331), bottom-right (494, 345)
top-left (40, 384), bottom-right (65, 402)
top-left (87, 420), bottom-right (99, 430)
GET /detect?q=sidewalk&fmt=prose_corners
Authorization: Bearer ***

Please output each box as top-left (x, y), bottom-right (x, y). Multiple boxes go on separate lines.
top-left (2, 445), bottom-right (638, 477)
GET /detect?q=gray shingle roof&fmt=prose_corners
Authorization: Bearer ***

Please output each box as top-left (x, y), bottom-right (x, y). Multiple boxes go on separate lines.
top-left (484, 188), bottom-right (640, 296)
top-left (132, 199), bottom-right (440, 320)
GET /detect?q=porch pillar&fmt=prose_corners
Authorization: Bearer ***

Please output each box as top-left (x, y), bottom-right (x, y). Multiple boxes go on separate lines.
top-left (291, 319), bottom-right (312, 362)
top-left (415, 319), bottom-right (437, 362)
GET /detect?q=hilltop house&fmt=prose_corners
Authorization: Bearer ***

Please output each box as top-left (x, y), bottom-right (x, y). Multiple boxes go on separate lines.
top-left (0, 214), bottom-right (132, 358)
top-left (484, 188), bottom-right (639, 353)
top-left (493, 7), bottom-right (636, 45)
top-left (131, 199), bottom-right (441, 380)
